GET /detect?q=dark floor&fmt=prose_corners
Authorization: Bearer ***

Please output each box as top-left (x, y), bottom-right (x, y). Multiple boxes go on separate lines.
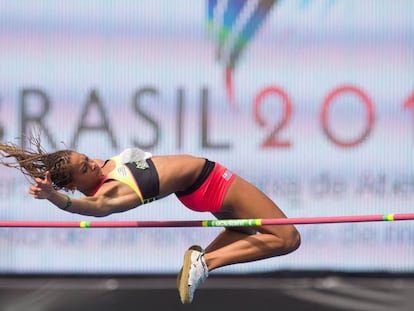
top-left (0, 273), bottom-right (413, 311)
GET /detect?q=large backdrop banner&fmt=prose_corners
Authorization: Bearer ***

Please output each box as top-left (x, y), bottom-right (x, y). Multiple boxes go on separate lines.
top-left (0, 0), bottom-right (413, 274)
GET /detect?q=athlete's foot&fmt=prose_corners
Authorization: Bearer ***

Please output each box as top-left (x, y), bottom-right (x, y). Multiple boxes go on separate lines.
top-left (177, 245), bottom-right (209, 304)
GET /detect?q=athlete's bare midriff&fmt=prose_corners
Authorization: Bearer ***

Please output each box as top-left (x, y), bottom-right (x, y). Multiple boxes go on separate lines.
top-left (151, 155), bottom-right (206, 196)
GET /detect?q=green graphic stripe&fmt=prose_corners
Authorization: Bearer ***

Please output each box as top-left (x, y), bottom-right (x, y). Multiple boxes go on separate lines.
top-left (202, 219), bottom-right (262, 227)
top-left (80, 221), bottom-right (91, 228)
top-left (382, 214), bottom-right (394, 221)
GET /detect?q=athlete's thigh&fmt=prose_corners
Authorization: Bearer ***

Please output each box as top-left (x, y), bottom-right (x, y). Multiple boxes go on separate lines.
top-left (221, 175), bottom-right (292, 235)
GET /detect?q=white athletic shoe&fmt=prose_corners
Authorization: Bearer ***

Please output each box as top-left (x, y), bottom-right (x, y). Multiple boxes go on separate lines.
top-left (177, 245), bottom-right (209, 304)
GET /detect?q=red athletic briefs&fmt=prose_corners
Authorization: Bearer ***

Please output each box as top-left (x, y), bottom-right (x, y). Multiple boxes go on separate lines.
top-left (176, 161), bottom-right (236, 213)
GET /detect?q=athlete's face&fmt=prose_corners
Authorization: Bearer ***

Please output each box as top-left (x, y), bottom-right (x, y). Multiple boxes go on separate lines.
top-left (68, 152), bottom-right (103, 192)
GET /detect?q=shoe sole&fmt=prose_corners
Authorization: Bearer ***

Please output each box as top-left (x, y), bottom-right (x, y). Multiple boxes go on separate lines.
top-left (177, 245), bottom-right (203, 304)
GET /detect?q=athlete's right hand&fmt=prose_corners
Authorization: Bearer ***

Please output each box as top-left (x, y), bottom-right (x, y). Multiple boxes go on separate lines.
top-left (29, 171), bottom-right (53, 199)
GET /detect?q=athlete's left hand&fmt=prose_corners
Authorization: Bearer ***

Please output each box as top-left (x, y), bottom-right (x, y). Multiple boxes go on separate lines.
top-left (29, 171), bottom-right (53, 199)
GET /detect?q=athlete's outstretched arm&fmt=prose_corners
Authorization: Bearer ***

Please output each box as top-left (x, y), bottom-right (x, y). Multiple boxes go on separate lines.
top-left (28, 171), bottom-right (139, 217)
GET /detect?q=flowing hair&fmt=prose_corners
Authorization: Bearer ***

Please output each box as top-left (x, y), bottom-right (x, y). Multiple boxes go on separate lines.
top-left (0, 135), bottom-right (73, 191)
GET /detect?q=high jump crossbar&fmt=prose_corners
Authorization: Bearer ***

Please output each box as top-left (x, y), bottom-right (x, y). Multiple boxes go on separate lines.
top-left (1, 213), bottom-right (414, 228)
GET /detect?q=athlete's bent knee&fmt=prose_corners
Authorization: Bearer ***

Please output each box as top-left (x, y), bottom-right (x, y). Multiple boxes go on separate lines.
top-left (284, 229), bottom-right (301, 254)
